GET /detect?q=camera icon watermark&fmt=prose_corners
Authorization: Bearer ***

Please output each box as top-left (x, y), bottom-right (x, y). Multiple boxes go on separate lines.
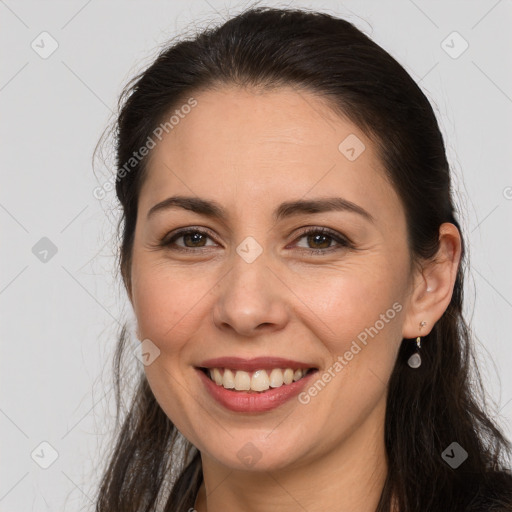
top-left (441, 441), bottom-right (468, 469)
top-left (441, 31), bottom-right (469, 59)
top-left (31, 441), bottom-right (59, 469)
top-left (338, 134), bottom-right (366, 161)
top-left (32, 237), bottom-right (58, 263)
top-left (236, 236), bottom-right (263, 263)
top-left (133, 338), bottom-right (161, 366)
top-left (31, 31), bottom-right (59, 59)
top-left (236, 442), bottom-right (262, 467)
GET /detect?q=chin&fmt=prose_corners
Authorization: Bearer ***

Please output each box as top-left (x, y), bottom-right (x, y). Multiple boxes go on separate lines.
top-left (197, 429), bottom-right (313, 472)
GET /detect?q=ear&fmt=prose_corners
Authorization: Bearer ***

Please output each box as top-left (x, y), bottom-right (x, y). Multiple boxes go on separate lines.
top-left (402, 222), bottom-right (462, 339)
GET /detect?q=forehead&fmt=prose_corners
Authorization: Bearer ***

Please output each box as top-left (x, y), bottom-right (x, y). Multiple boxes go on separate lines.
top-left (139, 85), bottom-right (403, 227)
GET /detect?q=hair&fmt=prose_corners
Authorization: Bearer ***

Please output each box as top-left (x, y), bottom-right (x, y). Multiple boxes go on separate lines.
top-left (93, 5), bottom-right (512, 512)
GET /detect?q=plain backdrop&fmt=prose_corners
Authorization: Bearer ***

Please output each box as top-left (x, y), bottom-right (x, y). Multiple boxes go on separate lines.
top-left (1, 0), bottom-right (511, 510)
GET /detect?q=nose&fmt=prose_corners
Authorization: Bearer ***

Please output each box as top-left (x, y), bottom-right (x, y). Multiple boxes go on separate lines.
top-left (212, 250), bottom-right (290, 338)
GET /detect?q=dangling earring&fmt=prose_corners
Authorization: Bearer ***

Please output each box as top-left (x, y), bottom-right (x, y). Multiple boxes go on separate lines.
top-left (408, 320), bottom-right (427, 368)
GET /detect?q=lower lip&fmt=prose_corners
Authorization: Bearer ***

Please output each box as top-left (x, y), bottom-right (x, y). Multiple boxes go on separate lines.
top-left (196, 368), bottom-right (318, 413)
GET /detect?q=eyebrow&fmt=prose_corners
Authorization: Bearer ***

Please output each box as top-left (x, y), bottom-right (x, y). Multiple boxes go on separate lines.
top-left (146, 195), bottom-right (375, 224)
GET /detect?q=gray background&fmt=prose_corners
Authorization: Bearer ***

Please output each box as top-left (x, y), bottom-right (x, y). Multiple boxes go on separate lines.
top-left (1, 0), bottom-right (511, 510)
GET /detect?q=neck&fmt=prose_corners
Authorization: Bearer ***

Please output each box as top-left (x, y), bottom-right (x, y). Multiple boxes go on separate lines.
top-left (194, 401), bottom-right (388, 512)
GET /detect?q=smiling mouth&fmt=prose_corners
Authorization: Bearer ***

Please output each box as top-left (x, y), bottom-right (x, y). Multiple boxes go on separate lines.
top-left (198, 367), bottom-right (318, 393)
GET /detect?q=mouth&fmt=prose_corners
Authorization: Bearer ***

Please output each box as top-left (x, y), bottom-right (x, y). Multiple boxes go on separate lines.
top-left (195, 356), bottom-right (320, 412)
top-left (197, 366), bottom-right (318, 393)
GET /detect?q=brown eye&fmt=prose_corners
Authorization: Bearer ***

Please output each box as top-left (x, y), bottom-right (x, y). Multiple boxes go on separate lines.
top-left (162, 228), bottom-right (218, 252)
top-left (181, 231), bottom-right (208, 248)
top-left (293, 227), bottom-right (352, 255)
top-left (160, 226), bottom-right (352, 255)
top-left (304, 233), bottom-right (332, 249)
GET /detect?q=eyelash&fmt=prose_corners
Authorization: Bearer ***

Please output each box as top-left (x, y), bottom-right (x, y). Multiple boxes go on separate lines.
top-left (160, 226), bottom-right (353, 256)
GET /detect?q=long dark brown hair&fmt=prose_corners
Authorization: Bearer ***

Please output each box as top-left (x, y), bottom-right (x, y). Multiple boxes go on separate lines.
top-left (93, 6), bottom-right (512, 511)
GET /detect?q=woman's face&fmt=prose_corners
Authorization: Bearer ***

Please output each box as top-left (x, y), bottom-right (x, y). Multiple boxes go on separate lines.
top-left (129, 85), bottom-right (417, 472)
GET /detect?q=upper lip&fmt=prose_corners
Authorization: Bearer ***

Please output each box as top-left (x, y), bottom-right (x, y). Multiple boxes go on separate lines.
top-left (197, 356), bottom-right (318, 372)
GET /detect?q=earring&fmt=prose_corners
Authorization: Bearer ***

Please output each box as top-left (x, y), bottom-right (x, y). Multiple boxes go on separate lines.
top-left (407, 320), bottom-right (427, 368)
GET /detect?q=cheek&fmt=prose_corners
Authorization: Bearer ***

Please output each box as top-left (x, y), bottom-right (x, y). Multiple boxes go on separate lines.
top-left (130, 260), bottom-right (211, 438)
top-left (130, 258), bottom-right (209, 348)
top-left (132, 248), bottom-right (405, 357)
top-left (292, 264), bottom-right (405, 389)
top-left (296, 263), bottom-right (399, 333)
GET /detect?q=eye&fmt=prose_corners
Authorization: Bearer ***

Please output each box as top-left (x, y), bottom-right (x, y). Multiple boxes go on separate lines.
top-left (291, 227), bottom-right (353, 255)
top-left (160, 226), bottom-right (352, 255)
top-left (161, 228), bottom-right (218, 252)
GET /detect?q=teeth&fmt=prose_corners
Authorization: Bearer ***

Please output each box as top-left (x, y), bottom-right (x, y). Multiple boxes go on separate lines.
top-left (293, 369), bottom-right (303, 382)
top-left (223, 368), bottom-right (235, 389)
top-left (206, 367), bottom-right (312, 392)
top-left (283, 368), bottom-right (294, 385)
top-left (251, 370), bottom-right (270, 391)
top-left (212, 368), bottom-right (223, 386)
top-left (269, 368), bottom-right (283, 388)
top-left (234, 370), bottom-right (251, 391)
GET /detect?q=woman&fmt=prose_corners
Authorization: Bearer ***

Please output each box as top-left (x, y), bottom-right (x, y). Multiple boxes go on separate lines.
top-left (94, 6), bottom-right (512, 511)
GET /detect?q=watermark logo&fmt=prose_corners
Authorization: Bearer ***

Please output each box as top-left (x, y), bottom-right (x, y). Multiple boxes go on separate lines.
top-left (31, 441), bottom-right (59, 469)
top-left (298, 301), bottom-right (403, 404)
top-left (31, 32), bottom-right (59, 59)
top-left (236, 441), bottom-right (262, 467)
top-left (338, 134), bottom-right (366, 161)
top-left (93, 97), bottom-right (198, 200)
top-left (236, 236), bottom-right (263, 263)
top-left (32, 237), bottom-right (58, 263)
top-left (441, 442), bottom-right (468, 469)
top-left (133, 338), bottom-right (161, 366)
top-left (441, 31), bottom-right (469, 59)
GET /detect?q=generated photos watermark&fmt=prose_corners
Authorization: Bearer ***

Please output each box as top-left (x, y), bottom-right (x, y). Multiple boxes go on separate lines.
top-left (93, 97), bottom-right (198, 200)
top-left (298, 301), bottom-right (403, 404)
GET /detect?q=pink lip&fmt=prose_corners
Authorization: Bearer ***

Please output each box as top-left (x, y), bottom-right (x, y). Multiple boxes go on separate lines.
top-left (195, 367), bottom-right (318, 413)
top-left (197, 356), bottom-right (317, 372)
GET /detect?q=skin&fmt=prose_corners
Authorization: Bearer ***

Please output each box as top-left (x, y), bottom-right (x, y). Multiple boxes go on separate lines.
top-left (127, 85), bottom-right (461, 512)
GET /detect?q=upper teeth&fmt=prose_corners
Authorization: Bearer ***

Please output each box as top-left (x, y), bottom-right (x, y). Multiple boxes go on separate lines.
top-left (207, 368), bottom-right (310, 392)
